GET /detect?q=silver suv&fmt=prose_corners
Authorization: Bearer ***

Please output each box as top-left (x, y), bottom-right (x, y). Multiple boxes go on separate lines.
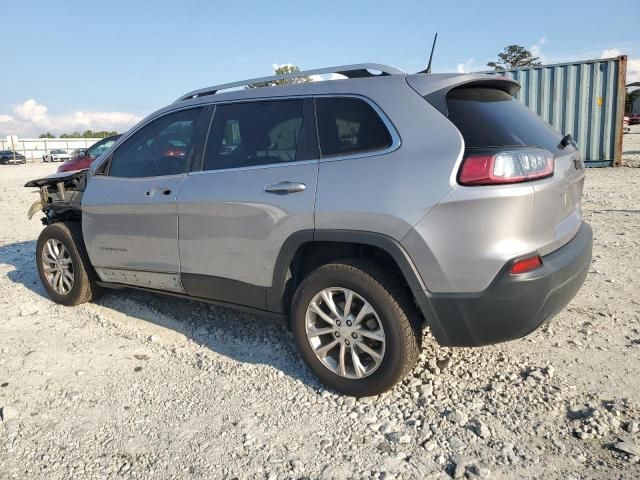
top-left (26, 64), bottom-right (592, 396)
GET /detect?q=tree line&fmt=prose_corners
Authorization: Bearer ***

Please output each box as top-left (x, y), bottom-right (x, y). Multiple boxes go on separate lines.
top-left (38, 130), bottom-right (118, 139)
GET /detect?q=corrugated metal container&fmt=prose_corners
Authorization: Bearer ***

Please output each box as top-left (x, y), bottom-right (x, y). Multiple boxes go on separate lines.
top-left (488, 56), bottom-right (627, 166)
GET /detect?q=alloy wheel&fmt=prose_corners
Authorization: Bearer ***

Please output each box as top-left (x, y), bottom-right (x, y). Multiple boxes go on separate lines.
top-left (41, 238), bottom-right (75, 295)
top-left (305, 287), bottom-right (386, 379)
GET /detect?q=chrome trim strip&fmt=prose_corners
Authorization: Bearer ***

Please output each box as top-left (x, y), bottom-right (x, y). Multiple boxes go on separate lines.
top-left (315, 94), bottom-right (401, 164)
top-left (192, 94), bottom-right (400, 174)
top-left (189, 159), bottom-right (318, 175)
top-left (97, 94), bottom-right (400, 176)
top-left (92, 104), bottom-right (208, 174)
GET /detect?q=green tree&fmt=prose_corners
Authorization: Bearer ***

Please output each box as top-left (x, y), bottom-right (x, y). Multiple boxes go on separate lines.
top-left (626, 88), bottom-right (640, 113)
top-left (59, 131), bottom-right (82, 138)
top-left (247, 64), bottom-right (312, 88)
top-left (487, 45), bottom-right (542, 71)
top-left (58, 130), bottom-right (118, 138)
top-left (93, 130), bottom-right (118, 138)
top-left (39, 132), bottom-right (55, 138)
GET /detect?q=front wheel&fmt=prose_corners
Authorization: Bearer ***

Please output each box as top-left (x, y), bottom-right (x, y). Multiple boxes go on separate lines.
top-left (36, 222), bottom-right (100, 306)
top-left (290, 260), bottom-right (422, 396)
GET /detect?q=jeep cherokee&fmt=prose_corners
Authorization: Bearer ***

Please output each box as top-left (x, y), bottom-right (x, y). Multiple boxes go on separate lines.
top-left (26, 64), bottom-right (592, 396)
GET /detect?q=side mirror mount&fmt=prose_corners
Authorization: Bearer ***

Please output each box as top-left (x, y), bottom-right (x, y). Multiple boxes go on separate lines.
top-left (77, 149), bottom-right (87, 158)
top-left (93, 154), bottom-right (111, 176)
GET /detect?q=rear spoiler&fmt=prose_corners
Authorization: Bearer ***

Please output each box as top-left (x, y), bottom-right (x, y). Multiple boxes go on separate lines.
top-left (405, 73), bottom-right (520, 116)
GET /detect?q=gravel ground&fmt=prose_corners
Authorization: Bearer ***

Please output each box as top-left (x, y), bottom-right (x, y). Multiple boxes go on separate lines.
top-left (1, 128), bottom-right (639, 479)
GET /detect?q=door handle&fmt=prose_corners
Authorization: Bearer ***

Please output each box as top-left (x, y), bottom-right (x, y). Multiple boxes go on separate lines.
top-left (145, 188), bottom-right (172, 197)
top-left (264, 181), bottom-right (306, 195)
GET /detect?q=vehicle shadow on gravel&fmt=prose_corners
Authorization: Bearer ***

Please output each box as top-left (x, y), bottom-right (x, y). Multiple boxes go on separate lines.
top-left (96, 288), bottom-right (321, 388)
top-left (1, 239), bottom-right (319, 388)
top-left (2, 240), bottom-right (50, 299)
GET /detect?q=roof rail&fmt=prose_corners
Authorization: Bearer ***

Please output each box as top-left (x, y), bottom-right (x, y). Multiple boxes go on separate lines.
top-left (175, 63), bottom-right (404, 102)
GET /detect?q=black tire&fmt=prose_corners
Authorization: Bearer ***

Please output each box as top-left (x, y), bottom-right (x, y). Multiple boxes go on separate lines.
top-left (36, 222), bottom-right (100, 306)
top-left (290, 259), bottom-right (421, 396)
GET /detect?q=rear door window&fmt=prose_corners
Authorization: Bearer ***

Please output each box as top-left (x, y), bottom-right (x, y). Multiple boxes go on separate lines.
top-left (202, 99), bottom-right (305, 171)
top-left (446, 88), bottom-right (567, 155)
top-left (315, 97), bottom-right (392, 157)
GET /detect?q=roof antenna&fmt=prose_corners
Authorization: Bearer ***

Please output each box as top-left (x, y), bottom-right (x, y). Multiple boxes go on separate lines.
top-left (417, 33), bottom-right (438, 74)
top-left (426, 33), bottom-right (438, 73)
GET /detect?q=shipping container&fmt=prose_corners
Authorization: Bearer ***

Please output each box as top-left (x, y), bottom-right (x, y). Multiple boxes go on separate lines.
top-left (487, 56), bottom-right (627, 167)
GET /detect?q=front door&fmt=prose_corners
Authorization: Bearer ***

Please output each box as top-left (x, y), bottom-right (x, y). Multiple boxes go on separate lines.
top-left (177, 98), bottom-right (318, 308)
top-left (83, 107), bottom-right (207, 291)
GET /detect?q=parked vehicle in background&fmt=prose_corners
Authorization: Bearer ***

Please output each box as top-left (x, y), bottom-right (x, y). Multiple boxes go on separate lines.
top-left (26, 63), bottom-right (592, 396)
top-left (0, 150), bottom-right (26, 165)
top-left (624, 116), bottom-right (631, 134)
top-left (43, 149), bottom-right (71, 163)
top-left (628, 113), bottom-right (640, 125)
top-left (57, 135), bottom-right (121, 173)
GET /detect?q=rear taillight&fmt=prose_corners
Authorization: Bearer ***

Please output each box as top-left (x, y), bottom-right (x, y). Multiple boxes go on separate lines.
top-left (458, 148), bottom-right (554, 186)
top-left (510, 255), bottom-right (542, 274)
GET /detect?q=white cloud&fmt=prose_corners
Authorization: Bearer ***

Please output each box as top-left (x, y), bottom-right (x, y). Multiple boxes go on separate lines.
top-left (310, 73), bottom-right (346, 81)
top-left (601, 48), bottom-right (622, 58)
top-left (530, 36), bottom-right (547, 64)
top-left (14, 99), bottom-right (48, 123)
top-left (456, 58), bottom-right (484, 73)
top-left (456, 59), bottom-right (473, 73)
top-left (600, 48), bottom-right (640, 83)
top-left (0, 99), bottom-right (141, 137)
top-left (627, 60), bottom-right (640, 84)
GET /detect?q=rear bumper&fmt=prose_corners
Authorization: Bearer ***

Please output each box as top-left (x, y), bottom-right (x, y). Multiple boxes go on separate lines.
top-left (417, 222), bottom-right (592, 347)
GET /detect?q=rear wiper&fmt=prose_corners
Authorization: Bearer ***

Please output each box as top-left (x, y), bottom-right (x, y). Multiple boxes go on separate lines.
top-left (559, 134), bottom-right (575, 149)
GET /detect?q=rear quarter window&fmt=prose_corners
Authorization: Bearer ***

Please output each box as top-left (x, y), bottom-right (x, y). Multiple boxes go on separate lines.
top-left (446, 88), bottom-right (567, 155)
top-left (315, 97), bottom-right (392, 157)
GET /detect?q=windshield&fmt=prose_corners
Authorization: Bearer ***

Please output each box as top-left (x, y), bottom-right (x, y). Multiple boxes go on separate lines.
top-left (88, 138), bottom-right (118, 159)
top-left (51, 149), bottom-right (66, 154)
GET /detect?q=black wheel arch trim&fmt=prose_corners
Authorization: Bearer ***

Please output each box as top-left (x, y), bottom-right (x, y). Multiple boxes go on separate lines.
top-left (266, 229), bottom-right (428, 313)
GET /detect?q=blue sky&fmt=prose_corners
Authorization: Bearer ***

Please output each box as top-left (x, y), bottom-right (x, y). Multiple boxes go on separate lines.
top-left (1, 0), bottom-right (639, 136)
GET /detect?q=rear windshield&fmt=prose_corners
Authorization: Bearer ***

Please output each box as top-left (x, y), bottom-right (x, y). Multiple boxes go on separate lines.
top-left (446, 88), bottom-right (567, 154)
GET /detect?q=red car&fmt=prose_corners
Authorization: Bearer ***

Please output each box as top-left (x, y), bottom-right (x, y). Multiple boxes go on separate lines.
top-left (628, 113), bottom-right (640, 126)
top-left (57, 135), bottom-right (121, 173)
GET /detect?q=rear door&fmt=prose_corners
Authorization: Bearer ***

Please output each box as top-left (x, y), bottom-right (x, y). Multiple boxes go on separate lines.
top-left (177, 98), bottom-right (318, 309)
top-left (82, 107), bottom-right (207, 290)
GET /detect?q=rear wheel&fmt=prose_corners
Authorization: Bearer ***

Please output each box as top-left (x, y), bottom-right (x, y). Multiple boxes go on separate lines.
top-left (290, 260), bottom-right (421, 396)
top-left (36, 222), bottom-right (100, 306)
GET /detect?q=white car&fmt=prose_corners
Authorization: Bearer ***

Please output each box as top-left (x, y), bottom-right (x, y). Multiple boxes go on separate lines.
top-left (43, 149), bottom-right (71, 162)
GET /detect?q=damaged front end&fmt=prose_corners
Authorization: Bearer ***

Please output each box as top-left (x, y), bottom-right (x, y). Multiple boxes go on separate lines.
top-left (25, 169), bottom-right (88, 224)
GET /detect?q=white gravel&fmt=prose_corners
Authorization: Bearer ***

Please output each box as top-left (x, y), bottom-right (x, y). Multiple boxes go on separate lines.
top-left (1, 128), bottom-right (639, 479)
